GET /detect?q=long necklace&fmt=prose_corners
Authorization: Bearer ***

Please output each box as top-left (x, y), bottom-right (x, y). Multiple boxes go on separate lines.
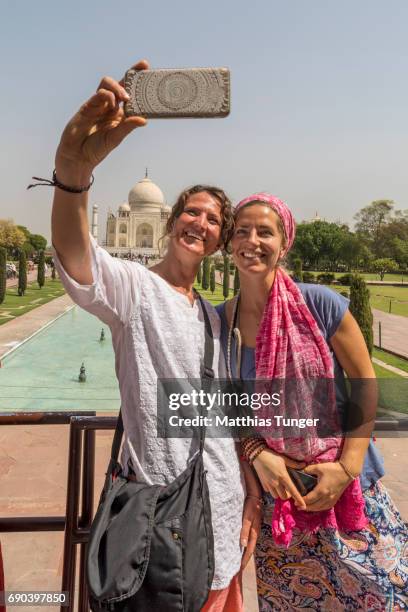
top-left (226, 292), bottom-right (242, 381)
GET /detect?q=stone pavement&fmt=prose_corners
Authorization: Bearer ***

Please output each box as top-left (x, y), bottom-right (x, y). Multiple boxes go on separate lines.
top-left (0, 294), bottom-right (73, 359)
top-left (372, 308), bottom-right (408, 358)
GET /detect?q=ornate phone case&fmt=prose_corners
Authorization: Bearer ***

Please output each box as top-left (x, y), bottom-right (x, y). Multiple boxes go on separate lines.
top-left (124, 67), bottom-right (230, 119)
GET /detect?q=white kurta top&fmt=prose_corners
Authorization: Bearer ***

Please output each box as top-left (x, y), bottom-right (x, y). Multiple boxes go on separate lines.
top-left (54, 238), bottom-right (245, 589)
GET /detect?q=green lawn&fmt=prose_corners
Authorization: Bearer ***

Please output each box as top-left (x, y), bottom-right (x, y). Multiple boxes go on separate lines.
top-left (331, 284), bottom-right (408, 318)
top-left (375, 377), bottom-right (407, 414)
top-left (373, 363), bottom-right (399, 379)
top-left (372, 363), bottom-right (407, 414)
top-left (309, 271), bottom-right (408, 283)
top-left (0, 279), bottom-right (66, 325)
top-left (194, 282), bottom-right (233, 305)
top-left (373, 348), bottom-right (408, 374)
top-left (367, 286), bottom-right (408, 317)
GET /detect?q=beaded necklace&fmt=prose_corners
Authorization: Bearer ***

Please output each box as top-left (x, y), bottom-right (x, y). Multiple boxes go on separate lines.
top-left (226, 292), bottom-right (242, 381)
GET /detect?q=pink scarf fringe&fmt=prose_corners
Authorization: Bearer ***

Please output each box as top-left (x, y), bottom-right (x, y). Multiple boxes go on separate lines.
top-left (255, 269), bottom-right (368, 546)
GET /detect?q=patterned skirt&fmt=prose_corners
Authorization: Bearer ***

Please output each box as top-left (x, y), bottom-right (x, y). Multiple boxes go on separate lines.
top-left (255, 481), bottom-right (408, 611)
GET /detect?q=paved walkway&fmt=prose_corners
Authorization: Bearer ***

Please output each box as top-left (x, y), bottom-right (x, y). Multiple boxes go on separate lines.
top-left (6, 270), bottom-right (38, 288)
top-left (372, 309), bottom-right (408, 358)
top-left (365, 280), bottom-right (408, 286)
top-left (0, 294), bottom-right (73, 359)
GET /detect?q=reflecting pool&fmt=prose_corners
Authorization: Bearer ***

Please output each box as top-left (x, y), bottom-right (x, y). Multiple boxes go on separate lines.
top-left (0, 307), bottom-right (120, 412)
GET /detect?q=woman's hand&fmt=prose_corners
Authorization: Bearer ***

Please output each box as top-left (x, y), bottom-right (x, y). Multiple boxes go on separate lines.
top-left (302, 462), bottom-right (353, 512)
top-left (253, 449), bottom-right (307, 509)
top-left (240, 496), bottom-right (262, 569)
top-left (55, 59), bottom-right (149, 181)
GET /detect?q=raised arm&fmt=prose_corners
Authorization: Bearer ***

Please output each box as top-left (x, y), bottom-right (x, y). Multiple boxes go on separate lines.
top-left (51, 59), bottom-right (149, 285)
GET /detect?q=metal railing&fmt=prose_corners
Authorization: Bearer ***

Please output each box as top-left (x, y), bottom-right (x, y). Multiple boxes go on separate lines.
top-left (61, 416), bottom-right (116, 612)
top-left (0, 412), bottom-right (100, 612)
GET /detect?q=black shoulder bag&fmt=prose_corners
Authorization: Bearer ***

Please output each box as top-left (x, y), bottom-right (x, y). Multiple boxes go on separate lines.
top-left (87, 297), bottom-right (215, 612)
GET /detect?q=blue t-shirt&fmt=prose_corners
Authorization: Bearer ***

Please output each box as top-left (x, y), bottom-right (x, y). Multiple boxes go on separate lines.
top-left (216, 283), bottom-right (384, 490)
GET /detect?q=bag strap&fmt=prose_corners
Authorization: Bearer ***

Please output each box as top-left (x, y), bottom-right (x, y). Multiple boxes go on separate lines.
top-left (106, 292), bottom-right (215, 470)
top-left (197, 293), bottom-right (215, 454)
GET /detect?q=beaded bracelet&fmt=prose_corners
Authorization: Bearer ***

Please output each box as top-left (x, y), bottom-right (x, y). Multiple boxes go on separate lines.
top-left (241, 441), bottom-right (264, 462)
top-left (242, 437), bottom-right (262, 457)
top-left (241, 436), bottom-right (267, 464)
top-left (241, 434), bottom-right (263, 451)
top-left (248, 443), bottom-right (267, 465)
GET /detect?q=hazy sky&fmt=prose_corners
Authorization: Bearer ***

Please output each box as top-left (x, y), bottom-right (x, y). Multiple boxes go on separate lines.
top-left (1, 0), bottom-right (408, 242)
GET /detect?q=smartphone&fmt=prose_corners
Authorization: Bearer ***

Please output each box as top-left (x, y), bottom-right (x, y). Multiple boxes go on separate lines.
top-left (124, 67), bottom-right (230, 119)
top-left (287, 468), bottom-right (318, 496)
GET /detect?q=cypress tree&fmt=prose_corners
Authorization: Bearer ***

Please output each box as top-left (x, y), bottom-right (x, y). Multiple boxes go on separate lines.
top-left (18, 250), bottom-right (27, 296)
top-left (223, 255), bottom-right (230, 299)
top-left (233, 267), bottom-right (240, 295)
top-left (293, 258), bottom-right (303, 282)
top-left (37, 250), bottom-right (45, 288)
top-left (196, 263), bottom-right (202, 285)
top-left (349, 275), bottom-right (373, 355)
top-left (51, 263), bottom-right (56, 280)
top-left (202, 256), bottom-right (210, 290)
top-left (0, 248), bottom-right (6, 304)
top-left (210, 265), bottom-right (216, 294)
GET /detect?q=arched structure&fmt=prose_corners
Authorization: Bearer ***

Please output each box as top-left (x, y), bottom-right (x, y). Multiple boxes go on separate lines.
top-left (105, 173), bottom-right (171, 256)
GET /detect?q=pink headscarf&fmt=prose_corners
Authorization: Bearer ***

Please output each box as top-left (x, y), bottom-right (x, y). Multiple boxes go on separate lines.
top-left (234, 192), bottom-right (295, 257)
top-left (235, 193), bottom-right (367, 546)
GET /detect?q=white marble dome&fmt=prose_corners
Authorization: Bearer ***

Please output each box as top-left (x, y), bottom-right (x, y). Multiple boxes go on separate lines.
top-left (128, 177), bottom-right (165, 211)
top-left (118, 202), bottom-right (131, 212)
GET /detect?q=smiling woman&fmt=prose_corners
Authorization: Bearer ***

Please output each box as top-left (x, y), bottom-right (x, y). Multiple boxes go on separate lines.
top-left (163, 184), bottom-right (234, 250)
top-left (217, 191), bottom-right (408, 610)
top-left (233, 204), bottom-right (286, 273)
top-left (151, 186), bottom-right (232, 304)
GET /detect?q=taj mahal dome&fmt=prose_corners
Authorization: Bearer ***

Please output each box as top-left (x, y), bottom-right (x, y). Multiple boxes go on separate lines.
top-left (103, 172), bottom-right (171, 256)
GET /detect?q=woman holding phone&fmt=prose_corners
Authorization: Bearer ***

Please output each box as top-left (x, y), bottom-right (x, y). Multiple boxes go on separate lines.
top-left (47, 60), bottom-right (262, 611)
top-left (217, 192), bottom-right (408, 610)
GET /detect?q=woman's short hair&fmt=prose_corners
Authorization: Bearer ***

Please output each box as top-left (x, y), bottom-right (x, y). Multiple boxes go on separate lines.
top-left (163, 185), bottom-right (234, 249)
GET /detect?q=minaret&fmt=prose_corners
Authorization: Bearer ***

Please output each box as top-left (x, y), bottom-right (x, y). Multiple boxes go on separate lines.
top-left (91, 204), bottom-right (98, 242)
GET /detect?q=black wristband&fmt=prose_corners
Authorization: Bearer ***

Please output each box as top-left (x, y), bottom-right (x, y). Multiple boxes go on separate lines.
top-left (27, 170), bottom-right (94, 193)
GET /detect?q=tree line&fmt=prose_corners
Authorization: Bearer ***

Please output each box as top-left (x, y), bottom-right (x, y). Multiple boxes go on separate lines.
top-left (0, 219), bottom-right (50, 304)
top-left (289, 200), bottom-right (408, 278)
top-left (0, 219), bottom-right (47, 257)
top-left (197, 255), bottom-right (240, 300)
